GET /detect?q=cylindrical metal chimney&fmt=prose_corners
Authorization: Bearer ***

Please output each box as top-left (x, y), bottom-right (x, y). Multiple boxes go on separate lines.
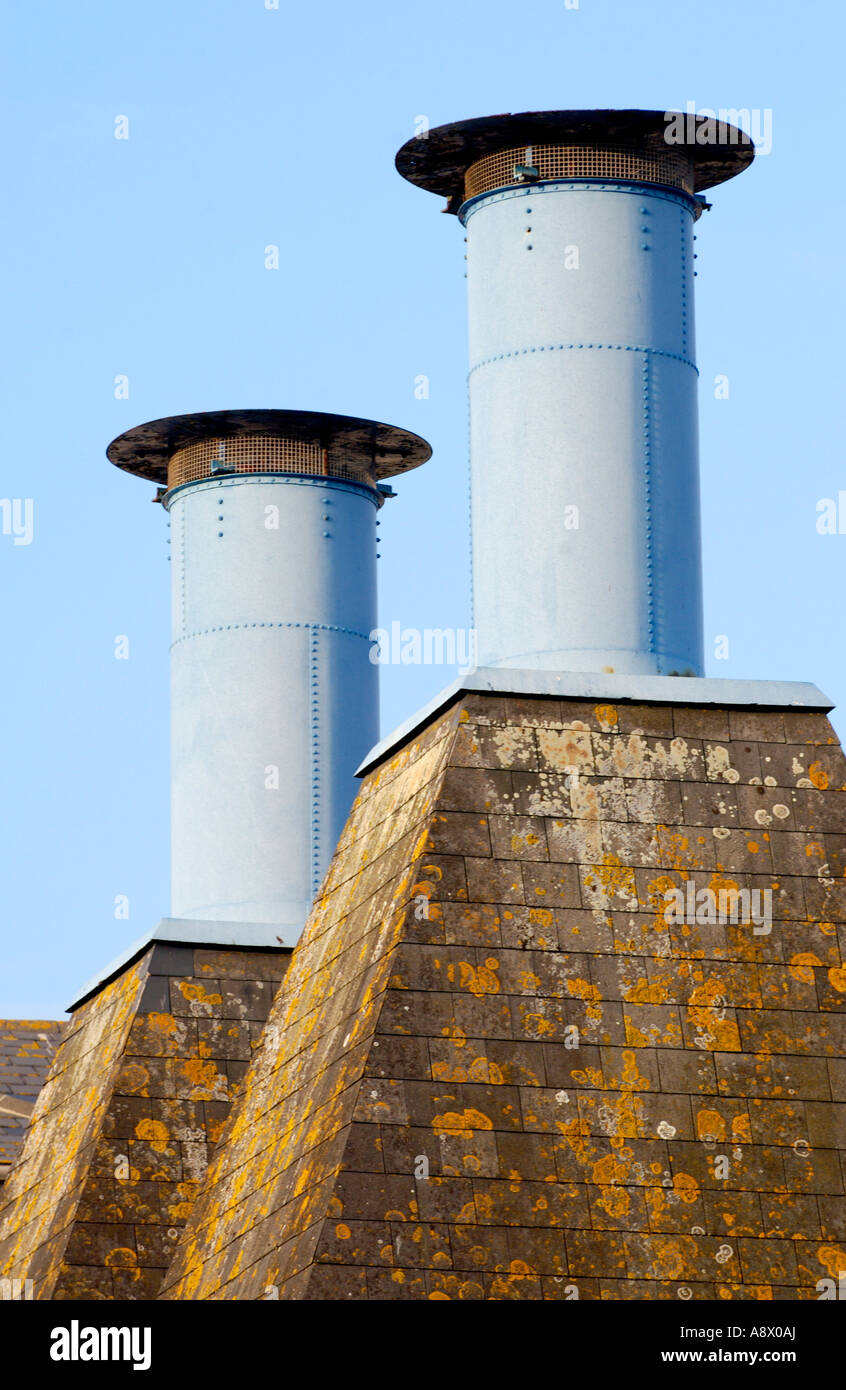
top-left (108, 409), bottom-right (430, 936)
top-left (397, 110), bottom-right (753, 677)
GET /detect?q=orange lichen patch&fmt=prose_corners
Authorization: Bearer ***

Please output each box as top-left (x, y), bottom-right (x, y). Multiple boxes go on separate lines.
top-left (687, 980), bottom-right (741, 1051)
top-left (441, 1024), bottom-right (467, 1045)
top-left (827, 966), bottom-right (846, 993)
top-left (518, 971), bottom-right (542, 993)
top-left (595, 1185), bottom-right (632, 1219)
top-left (620, 1049), bottom-right (654, 1094)
top-left (672, 1173), bottom-right (700, 1204)
top-left (591, 1045), bottom-right (655, 1100)
top-left (118, 1062), bottom-right (151, 1095)
top-left (571, 1066), bottom-right (605, 1089)
top-left (626, 973), bottom-right (674, 1004)
top-left (105, 1248), bottom-right (138, 1269)
top-left (409, 879), bottom-right (435, 902)
top-left (585, 854), bottom-right (638, 906)
top-left (528, 907), bottom-right (553, 927)
top-left (179, 1059), bottom-right (227, 1096)
top-left (695, 1108), bottom-right (727, 1143)
top-left (431, 1056), bottom-right (491, 1085)
top-left (731, 1114), bottom-right (752, 1143)
top-left (565, 977), bottom-right (603, 1021)
top-left (808, 762), bottom-right (829, 790)
top-left (717, 1284), bottom-right (773, 1301)
top-left (519, 1011), bottom-right (559, 1038)
top-left (789, 953), bottom-right (823, 984)
top-left (512, 831), bottom-right (541, 853)
top-left (657, 825), bottom-right (706, 871)
top-left (655, 1238), bottom-right (706, 1282)
top-left (176, 982), bottom-right (223, 1006)
top-left (134, 1119), bottom-right (170, 1153)
top-left (625, 1012), bottom-right (682, 1048)
top-left (709, 872), bottom-right (740, 899)
top-left (747, 842), bottom-right (760, 854)
top-left (816, 1245), bottom-right (846, 1279)
top-left (335, 1224), bottom-right (351, 1240)
top-left (555, 1116), bottom-right (597, 1167)
top-left (594, 704), bottom-right (619, 729)
top-left (444, 958), bottom-right (501, 996)
top-left (644, 873), bottom-right (680, 915)
top-left (432, 1109), bottom-right (493, 1135)
top-left (167, 1199), bottom-right (195, 1223)
top-left (592, 1153), bottom-right (630, 1186)
top-left (644, 1186), bottom-right (669, 1218)
top-left (591, 1091), bottom-right (644, 1139)
top-left (146, 1012), bottom-right (179, 1036)
top-left (621, 1020), bottom-right (645, 1048)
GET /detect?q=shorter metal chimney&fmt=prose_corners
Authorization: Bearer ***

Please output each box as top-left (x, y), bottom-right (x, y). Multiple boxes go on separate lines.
top-left (108, 409), bottom-right (430, 940)
top-left (397, 110), bottom-right (753, 677)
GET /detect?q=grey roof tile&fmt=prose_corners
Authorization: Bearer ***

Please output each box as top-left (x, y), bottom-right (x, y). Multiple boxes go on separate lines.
top-left (0, 1020), bottom-right (64, 1171)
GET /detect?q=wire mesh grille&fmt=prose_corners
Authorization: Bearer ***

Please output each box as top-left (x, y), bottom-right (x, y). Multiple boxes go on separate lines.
top-left (168, 435), bottom-right (377, 489)
top-left (464, 144), bottom-right (695, 199)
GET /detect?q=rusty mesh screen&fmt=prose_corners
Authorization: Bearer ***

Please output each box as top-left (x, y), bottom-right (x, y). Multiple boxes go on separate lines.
top-left (464, 144), bottom-right (695, 200)
top-left (168, 435), bottom-right (377, 489)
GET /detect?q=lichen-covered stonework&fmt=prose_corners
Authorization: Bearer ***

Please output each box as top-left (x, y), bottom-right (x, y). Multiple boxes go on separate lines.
top-left (0, 945), bottom-right (288, 1299)
top-left (160, 695), bottom-right (846, 1300)
top-left (0, 1022), bottom-right (65, 1176)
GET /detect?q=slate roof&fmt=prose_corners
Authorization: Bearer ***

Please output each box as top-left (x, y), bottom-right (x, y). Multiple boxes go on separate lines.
top-left (0, 951), bottom-right (288, 1299)
top-left (0, 1021), bottom-right (65, 1175)
top-left (159, 694), bottom-right (846, 1301)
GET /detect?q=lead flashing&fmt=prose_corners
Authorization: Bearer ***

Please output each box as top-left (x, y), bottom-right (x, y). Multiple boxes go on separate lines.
top-left (68, 918), bottom-right (293, 1013)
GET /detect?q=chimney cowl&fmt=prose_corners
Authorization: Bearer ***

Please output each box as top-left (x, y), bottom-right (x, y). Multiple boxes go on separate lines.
top-left (107, 407), bottom-right (430, 491)
top-left (396, 109), bottom-right (754, 210)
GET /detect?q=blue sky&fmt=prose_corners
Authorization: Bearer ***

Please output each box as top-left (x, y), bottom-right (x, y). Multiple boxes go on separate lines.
top-left (1, 0), bottom-right (843, 1016)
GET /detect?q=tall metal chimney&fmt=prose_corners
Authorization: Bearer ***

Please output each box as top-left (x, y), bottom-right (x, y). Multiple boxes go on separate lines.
top-left (396, 110), bottom-right (753, 677)
top-left (108, 409), bottom-right (430, 939)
